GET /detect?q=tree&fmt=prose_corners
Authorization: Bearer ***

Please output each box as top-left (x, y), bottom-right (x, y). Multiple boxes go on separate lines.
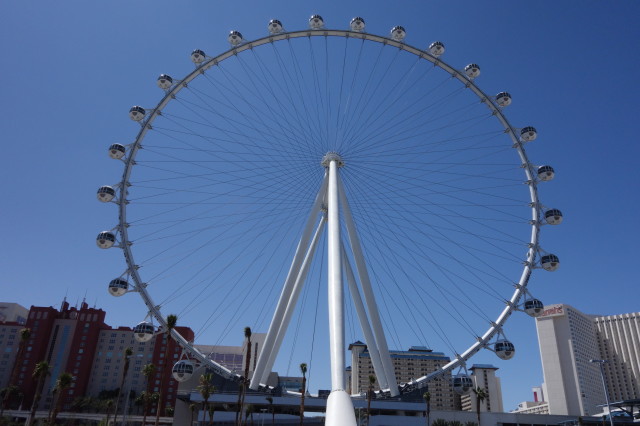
top-left (423, 391), bottom-right (431, 426)
top-left (265, 396), bottom-right (275, 425)
top-left (142, 363), bottom-right (156, 426)
top-left (245, 404), bottom-right (255, 426)
top-left (48, 372), bottom-right (73, 425)
top-left (27, 361), bottom-right (50, 426)
top-left (113, 346), bottom-right (133, 425)
top-left (237, 327), bottom-right (252, 426)
top-left (189, 403), bottom-right (197, 426)
top-left (104, 399), bottom-right (114, 426)
top-left (472, 386), bottom-right (487, 426)
top-left (156, 314), bottom-right (177, 426)
top-left (197, 373), bottom-right (215, 425)
top-left (1, 328), bottom-right (30, 416)
top-left (366, 375), bottom-right (376, 426)
top-left (299, 363), bottom-right (307, 426)
top-left (430, 420), bottom-right (448, 426)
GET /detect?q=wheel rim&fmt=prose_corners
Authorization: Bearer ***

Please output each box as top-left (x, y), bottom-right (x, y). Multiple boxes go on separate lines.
top-left (110, 28), bottom-right (547, 389)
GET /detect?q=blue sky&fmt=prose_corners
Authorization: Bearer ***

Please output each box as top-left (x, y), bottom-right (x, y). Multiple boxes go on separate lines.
top-left (1, 0), bottom-right (639, 412)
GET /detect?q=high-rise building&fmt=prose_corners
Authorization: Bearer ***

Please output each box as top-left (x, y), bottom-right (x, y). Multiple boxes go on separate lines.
top-left (460, 364), bottom-right (503, 413)
top-left (0, 302), bottom-right (28, 324)
top-left (536, 304), bottom-right (640, 416)
top-left (0, 321), bottom-right (28, 389)
top-left (594, 313), bottom-right (640, 401)
top-left (0, 299), bottom-right (193, 416)
top-left (349, 341), bottom-right (458, 410)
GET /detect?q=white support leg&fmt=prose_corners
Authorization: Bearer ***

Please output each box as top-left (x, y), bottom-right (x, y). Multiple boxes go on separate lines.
top-left (342, 244), bottom-right (390, 391)
top-left (259, 216), bottom-right (326, 386)
top-left (250, 174), bottom-right (328, 390)
top-left (327, 160), bottom-right (346, 390)
top-left (337, 174), bottom-right (400, 397)
top-left (326, 159), bottom-right (357, 426)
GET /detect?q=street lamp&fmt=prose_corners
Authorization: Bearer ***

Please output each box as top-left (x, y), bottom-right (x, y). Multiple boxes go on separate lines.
top-left (590, 359), bottom-right (614, 426)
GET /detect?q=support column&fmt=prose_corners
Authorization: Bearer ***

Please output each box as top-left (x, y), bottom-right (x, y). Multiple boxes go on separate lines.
top-left (327, 159), bottom-right (345, 390)
top-left (342, 244), bottom-right (389, 390)
top-left (250, 174), bottom-right (328, 389)
top-left (259, 217), bottom-right (326, 385)
top-left (325, 155), bottom-right (356, 426)
top-left (337, 174), bottom-right (399, 396)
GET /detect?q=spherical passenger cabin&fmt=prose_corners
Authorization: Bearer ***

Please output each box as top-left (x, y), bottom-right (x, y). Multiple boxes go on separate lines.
top-left (157, 74), bottom-right (173, 89)
top-left (96, 231), bottom-right (116, 249)
top-left (108, 278), bottom-right (128, 297)
top-left (464, 64), bottom-right (481, 79)
top-left (496, 92), bottom-right (512, 107)
top-left (108, 143), bottom-right (126, 160)
top-left (541, 254), bottom-right (560, 271)
top-left (172, 360), bottom-right (195, 382)
top-left (495, 339), bottom-right (515, 360)
top-left (428, 41), bottom-right (445, 57)
top-left (133, 322), bottom-right (155, 342)
top-left (524, 299), bottom-right (544, 317)
top-left (129, 106), bottom-right (146, 122)
top-left (228, 31), bottom-right (243, 46)
top-left (537, 165), bottom-right (555, 181)
top-left (191, 49), bottom-right (206, 64)
top-left (545, 209), bottom-right (563, 225)
top-left (309, 15), bottom-right (324, 29)
top-left (520, 126), bottom-right (537, 142)
top-left (350, 17), bottom-right (365, 32)
top-left (268, 19), bottom-right (283, 34)
top-left (97, 186), bottom-right (116, 203)
top-left (390, 26), bottom-right (406, 42)
top-left (452, 374), bottom-right (473, 395)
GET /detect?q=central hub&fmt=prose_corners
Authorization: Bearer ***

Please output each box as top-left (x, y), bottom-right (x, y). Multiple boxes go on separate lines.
top-left (321, 152), bottom-right (344, 168)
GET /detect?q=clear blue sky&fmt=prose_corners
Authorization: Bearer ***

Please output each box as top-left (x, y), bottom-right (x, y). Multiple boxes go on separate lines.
top-left (1, 0), bottom-right (638, 412)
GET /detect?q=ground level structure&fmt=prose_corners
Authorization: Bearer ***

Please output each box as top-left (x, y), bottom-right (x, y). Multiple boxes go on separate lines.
top-left (173, 391), bottom-right (605, 425)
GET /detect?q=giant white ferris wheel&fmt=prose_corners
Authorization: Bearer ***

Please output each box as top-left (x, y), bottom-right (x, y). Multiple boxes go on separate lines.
top-left (97, 15), bottom-right (561, 424)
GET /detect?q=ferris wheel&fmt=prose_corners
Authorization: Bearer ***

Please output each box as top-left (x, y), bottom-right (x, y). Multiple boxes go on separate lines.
top-left (97, 15), bottom-right (561, 423)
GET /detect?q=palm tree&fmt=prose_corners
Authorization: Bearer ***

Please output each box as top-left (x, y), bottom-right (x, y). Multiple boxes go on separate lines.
top-left (27, 361), bottom-right (50, 426)
top-left (49, 372), bottom-right (73, 425)
top-left (423, 391), bottom-right (431, 426)
top-left (156, 314), bottom-right (177, 426)
top-left (366, 375), bottom-right (376, 425)
top-left (236, 327), bottom-right (252, 426)
top-left (104, 399), bottom-right (114, 426)
top-left (1, 327), bottom-right (30, 416)
top-left (113, 346), bottom-right (133, 425)
top-left (197, 373), bottom-right (215, 425)
top-left (245, 404), bottom-right (255, 426)
top-left (142, 363), bottom-right (156, 426)
top-left (189, 403), bottom-right (197, 425)
top-left (299, 363), bottom-right (307, 426)
top-left (265, 396), bottom-right (274, 425)
top-left (472, 386), bottom-right (487, 426)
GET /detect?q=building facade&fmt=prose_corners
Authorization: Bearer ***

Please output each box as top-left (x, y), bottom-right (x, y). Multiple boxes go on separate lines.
top-left (349, 342), bottom-right (458, 410)
top-left (536, 304), bottom-right (640, 416)
top-left (0, 299), bottom-right (193, 416)
top-left (460, 364), bottom-right (503, 413)
top-left (594, 312), bottom-right (640, 401)
top-left (0, 302), bottom-right (28, 324)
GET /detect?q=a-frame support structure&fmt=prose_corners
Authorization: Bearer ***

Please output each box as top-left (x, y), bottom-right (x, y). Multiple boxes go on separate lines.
top-left (249, 153), bottom-right (399, 425)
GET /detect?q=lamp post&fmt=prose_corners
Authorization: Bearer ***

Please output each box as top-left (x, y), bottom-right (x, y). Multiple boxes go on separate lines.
top-left (590, 359), bottom-right (614, 426)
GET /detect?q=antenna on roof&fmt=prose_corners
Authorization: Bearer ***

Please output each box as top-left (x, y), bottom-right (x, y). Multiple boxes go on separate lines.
top-left (61, 291), bottom-right (68, 310)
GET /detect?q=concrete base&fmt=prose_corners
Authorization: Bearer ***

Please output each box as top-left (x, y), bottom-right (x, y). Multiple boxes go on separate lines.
top-left (326, 389), bottom-right (357, 426)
